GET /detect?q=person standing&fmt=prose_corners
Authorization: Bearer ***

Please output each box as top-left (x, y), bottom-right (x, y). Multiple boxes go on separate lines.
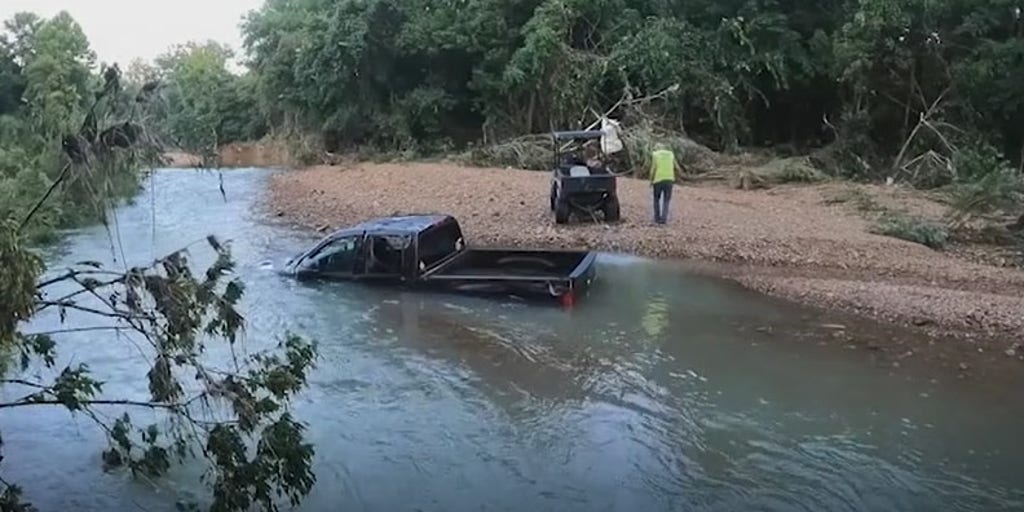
top-left (649, 143), bottom-right (677, 224)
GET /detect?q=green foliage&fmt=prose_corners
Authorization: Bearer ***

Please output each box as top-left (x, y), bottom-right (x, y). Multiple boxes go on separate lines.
top-left (234, 2), bottom-right (796, 153)
top-left (873, 213), bottom-right (950, 249)
top-left (0, 10), bottom-right (147, 241)
top-left (825, 186), bottom-right (885, 212)
top-left (151, 41), bottom-right (267, 155)
top-left (948, 167), bottom-right (1024, 224)
top-left (2, 239), bottom-right (320, 512)
top-left (0, 221), bottom-right (42, 347)
top-left (935, 140), bottom-right (1024, 228)
top-left (750, 157), bottom-right (828, 184)
top-left (20, 12), bottom-right (95, 136)
top-left (457, 134), bottom-right (551, 170)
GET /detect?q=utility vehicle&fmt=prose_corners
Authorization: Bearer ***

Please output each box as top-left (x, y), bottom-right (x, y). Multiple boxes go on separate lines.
top-left (549, 130), bottom-right (620, 224)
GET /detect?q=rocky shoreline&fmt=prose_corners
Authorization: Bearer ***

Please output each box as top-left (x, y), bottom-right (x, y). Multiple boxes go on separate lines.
top-left (266, 162), bottom-right (1024, 367)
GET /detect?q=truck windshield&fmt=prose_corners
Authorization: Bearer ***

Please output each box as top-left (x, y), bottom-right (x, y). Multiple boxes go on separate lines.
top-left (418, 219), bottom-right (463, 270)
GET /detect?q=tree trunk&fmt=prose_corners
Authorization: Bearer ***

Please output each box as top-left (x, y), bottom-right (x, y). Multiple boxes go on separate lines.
top-left (526, 90), bottom-right (536, 133)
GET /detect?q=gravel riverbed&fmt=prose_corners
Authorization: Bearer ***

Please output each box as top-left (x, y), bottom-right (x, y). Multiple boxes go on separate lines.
top-left (267, 162), bottom-right (1024, 360)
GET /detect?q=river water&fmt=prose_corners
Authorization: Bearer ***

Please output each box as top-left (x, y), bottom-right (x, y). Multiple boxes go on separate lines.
top-left (3, 168), bottom-right (1023, 511)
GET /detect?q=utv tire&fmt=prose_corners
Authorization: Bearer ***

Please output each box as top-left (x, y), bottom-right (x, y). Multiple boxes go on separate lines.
top-left (555, 198), bottom-right (570, 224)
top-left (549, 182), bottom-right (558, 211)
top-left (603, 196), bottom-right (621, 222)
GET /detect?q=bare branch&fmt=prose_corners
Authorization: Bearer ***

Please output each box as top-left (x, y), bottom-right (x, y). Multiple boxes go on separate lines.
top-left (36, 300), bottom-right (154, 321)
top-left (36, 269), bottom-right (125, 289)
top-left (23, 325), bottom-right (130, 336)
top-left (19, 162), bottom-right (73, 232)
top-left (0, 379), bottom-right (49, 389)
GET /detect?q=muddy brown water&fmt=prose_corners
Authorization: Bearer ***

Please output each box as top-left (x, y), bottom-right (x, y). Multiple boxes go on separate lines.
top-left (3, 168), bottom-right (1022, 511)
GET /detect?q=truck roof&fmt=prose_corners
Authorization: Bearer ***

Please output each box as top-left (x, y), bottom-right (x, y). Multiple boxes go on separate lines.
top-left (328, 214), bottom-right (454, 238)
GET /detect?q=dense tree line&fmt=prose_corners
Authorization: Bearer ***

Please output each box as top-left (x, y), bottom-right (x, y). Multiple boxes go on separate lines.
top-left (233, 1), bottom-right (1022, 177)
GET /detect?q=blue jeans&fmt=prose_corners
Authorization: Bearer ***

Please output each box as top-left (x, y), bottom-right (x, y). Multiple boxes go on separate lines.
top-left (652, 181), bottom-right (673, 224)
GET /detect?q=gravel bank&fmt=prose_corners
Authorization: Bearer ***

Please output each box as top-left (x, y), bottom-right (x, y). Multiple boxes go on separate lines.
top-left (268, 162), bottom-right (1024, 347)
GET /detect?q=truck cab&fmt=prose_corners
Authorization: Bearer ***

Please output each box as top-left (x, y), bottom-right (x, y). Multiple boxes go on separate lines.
top-left (282, 215), bottom-right (597, 305)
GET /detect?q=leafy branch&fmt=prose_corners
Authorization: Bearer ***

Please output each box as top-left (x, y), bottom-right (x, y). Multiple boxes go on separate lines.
top-left (2, 234), bottom-right (319, 511)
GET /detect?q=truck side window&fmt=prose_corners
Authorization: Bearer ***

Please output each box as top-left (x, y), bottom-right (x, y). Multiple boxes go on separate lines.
top-left (418, 221), bottom-right (464, 270)
top-left (312, 236), bottom-right (360, 274)
top-left (366, 235), bottom-right (407, 275)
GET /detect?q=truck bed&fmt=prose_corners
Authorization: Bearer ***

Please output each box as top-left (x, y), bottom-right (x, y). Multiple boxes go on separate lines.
top-left (428, 249), bottom-right (589, 279)
top-left (421, 248), bottom-right (597, 300)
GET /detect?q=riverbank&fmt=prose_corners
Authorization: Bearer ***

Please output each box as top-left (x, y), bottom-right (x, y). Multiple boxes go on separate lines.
top-left (267, 162), bottom-right (1024, 357)
top-left (162, 142), bottom-right (300, 169)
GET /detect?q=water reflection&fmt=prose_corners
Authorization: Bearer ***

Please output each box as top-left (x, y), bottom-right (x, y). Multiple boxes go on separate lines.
top-left (641, 293), bottom-right (670, 339)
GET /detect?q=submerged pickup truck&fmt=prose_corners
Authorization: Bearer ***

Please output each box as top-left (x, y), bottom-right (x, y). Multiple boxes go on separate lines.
top-left (280, 215), bottom-right (597, 305)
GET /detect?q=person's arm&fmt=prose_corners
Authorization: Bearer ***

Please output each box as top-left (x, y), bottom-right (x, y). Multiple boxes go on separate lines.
top-left (649, 159), bottom-right (657, 183)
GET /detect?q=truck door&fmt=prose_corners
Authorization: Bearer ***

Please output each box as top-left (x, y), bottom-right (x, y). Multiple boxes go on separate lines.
top-left (362, 234), bottom-right (409, 282)
top-left (305, 234), bottom-right (363, 279)
top-left (416, 218), bottom-right (465, 274)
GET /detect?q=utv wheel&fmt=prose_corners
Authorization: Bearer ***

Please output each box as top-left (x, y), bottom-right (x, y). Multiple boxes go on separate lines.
top-left (555, 199), bottom-right (570, 224)
top-left (549, 182), bottom-right (557, 211)
top-left (603, 196), bottom-right (621, 222)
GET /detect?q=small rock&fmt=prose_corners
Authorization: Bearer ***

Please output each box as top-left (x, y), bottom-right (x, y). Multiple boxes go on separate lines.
top-left (1005, 348), bottom-right (1017, 357)
top-left (911, 317), bottom-right (933, 326)
top-left (958, 362), bottom-right (969, 371)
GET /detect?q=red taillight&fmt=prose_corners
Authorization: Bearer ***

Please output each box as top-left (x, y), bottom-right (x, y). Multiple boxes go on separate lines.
top-left (560, 290), bottom-right (576, 308)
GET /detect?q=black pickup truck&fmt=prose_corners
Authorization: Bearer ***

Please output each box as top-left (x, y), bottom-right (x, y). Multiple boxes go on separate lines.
top-left (280, 215), bottom-right (597, 305)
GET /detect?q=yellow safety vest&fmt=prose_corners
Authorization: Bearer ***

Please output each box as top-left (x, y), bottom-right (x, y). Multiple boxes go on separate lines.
top-left (651, 149), bottom-right (676, 183)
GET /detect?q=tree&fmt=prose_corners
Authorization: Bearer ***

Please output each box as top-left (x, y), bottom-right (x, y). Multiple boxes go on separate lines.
top-left (1, 12), bottom-right (319, 512)
top-left (19, 11), bottom-right (95, 136)
top-left (154, 41), bottom-right (266, 156)
top-left (1, 12), bottom-right (41, 65)
top-left (1, 224), bottom-right (319, 512)
top-left (0, 42), bottom-right (25, 115)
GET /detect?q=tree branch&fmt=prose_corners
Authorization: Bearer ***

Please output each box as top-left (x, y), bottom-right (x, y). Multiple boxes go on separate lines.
top-left (22, 325), bottom-right (130, 336)
top-left (0, 379), bottom-right (49, 389)
top-left (36, 269), bottom-right (125, 289)
top-left (19, 162), bottom-right (72, 232)
top-left (36, 300), bottom-right (155, 321)
top-left (0, 393), bottom-right (212, 412)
